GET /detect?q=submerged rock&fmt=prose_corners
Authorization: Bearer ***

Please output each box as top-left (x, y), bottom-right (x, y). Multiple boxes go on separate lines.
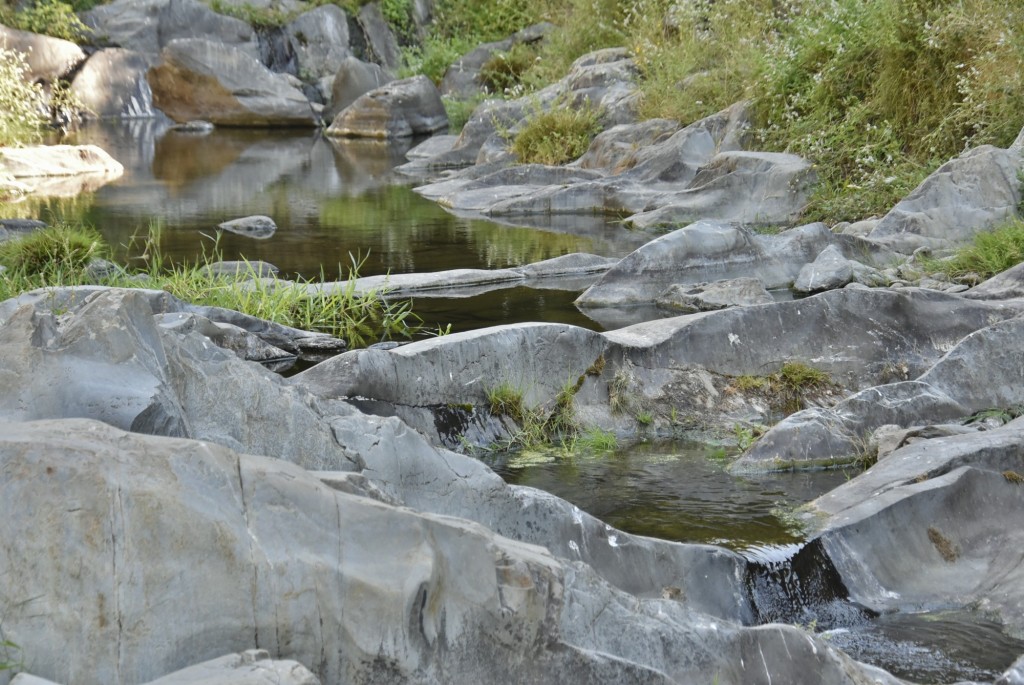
top-left (217, 214), bottom-right (277, 239)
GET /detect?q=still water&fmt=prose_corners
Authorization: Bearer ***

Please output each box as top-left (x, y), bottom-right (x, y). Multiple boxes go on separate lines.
top-left (16, 122), bottom-right (1020, 682)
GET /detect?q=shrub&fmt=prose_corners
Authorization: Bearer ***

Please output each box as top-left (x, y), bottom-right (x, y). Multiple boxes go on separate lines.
top-left (1, 0), bottom-right (92, 42)
top-left (479, 43), bottom-right (538, 95)
top-left (0, 48), bottom-right (48, 147)
top-left (510, 99), bottom-right (602, 165)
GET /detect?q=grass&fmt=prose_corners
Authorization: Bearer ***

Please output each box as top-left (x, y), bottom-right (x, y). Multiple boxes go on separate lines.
top-left (509, 98), bottom-right (602, 165)
top-left (479, 43), bottom-right (539, 96)
top-left (484, 375), bottom-right (586, 450)
top-left (922, 219), bottom-right (1024, 281)
top-left (442, 94), bottom-right (487, 133)
top-left (0, 223), bottom-right (425, 348)
top-left (486, 381), bottom-right (529, 423)
top-left (730, 361), bottom-right (836, 415)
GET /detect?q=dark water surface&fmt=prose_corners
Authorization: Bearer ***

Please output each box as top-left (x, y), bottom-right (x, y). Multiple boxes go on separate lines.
top-left (23, 123), bottom-right (1021, 682)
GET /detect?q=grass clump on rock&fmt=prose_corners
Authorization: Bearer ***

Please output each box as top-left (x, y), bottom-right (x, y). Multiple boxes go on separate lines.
top-left (510, 100), bottom-right (602, 165)
top-left (924, 219), bottom-right (1024, 281)
top-left (730, 361), bottom-right (836, 415)
top-left (0, 223), bottom-right (106, 276)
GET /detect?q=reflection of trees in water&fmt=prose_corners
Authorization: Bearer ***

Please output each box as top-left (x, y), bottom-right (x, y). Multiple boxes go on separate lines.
top-left (0, 194), bottom-right (95, 222)
top-left (319, 185), bottom-right (593, 273)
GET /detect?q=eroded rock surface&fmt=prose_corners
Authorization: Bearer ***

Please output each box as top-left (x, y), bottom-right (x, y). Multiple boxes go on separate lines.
top-left (326, 75), bottom-right (447, 138)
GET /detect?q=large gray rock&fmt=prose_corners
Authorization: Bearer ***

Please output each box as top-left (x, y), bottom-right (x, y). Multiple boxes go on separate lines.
top-left (83, 0), bottom-right (260, 60)
top-left (0, 419), bottom-right (900, 685)
top-left (356, 1), bottom-right (401, 72)
top-left (868, 144), bottom-right (1023, 252)
top-left (71, 48), bottom-right (158, 120)
top-left (324, 56), bottom-right (393, 122)
top-left (0, 288), bottom-right (350, 470)
top-left (148, 39), bottom-right (317, 127)
top-left (284, 5), bottom-right (351, 87)
top-left (576, 221), bottom-right (836, 307)
top-left (0, 24), bottom-right (85, 83)
top-left (325, 75), bottom-right (447, 138)
top-left (735, 314), bottom-right (1024, 470)
top-left (802, 424), bottom-right (1024, 633)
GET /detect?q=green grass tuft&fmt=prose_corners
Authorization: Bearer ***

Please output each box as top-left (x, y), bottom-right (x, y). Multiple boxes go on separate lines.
top-left (510, 99), bottom-right (602, 165)
top-left (923, 219), bottom-right (1024, 281)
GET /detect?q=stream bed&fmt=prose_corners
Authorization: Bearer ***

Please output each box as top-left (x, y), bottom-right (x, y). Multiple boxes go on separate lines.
top-left (20, 122), bottom-right (1024, 683)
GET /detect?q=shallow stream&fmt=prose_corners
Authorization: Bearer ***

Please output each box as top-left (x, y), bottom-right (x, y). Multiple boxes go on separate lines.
top-left (21, 123), bottom-right (1022, 683)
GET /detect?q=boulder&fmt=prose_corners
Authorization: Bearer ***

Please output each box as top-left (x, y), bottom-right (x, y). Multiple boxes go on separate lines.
top-left (217, 215), bottom-right (277, 239)
top-left (803, 424), bottom-right (1024, 633)
top-left (356, 1), bottom-right (401, 72)
top-left (143, 650), bottom-right (319, 685)
top-left (656, 277), bottom-right (774, 313)
top-left (964, 261), bottom-right (1024, 300)
top-left (324, 56), bottom-right (393, 122)
top-left (70, 48), bottom-right (158, 120)
top-left (82, 0), bottom-right (260, 60)
top-left (284, 5), bottom-right (351, 87)
top-left (0, 145), bottom-right (123, 196)
top-left (793, 244), bottom-right (854, 293)
top-left (148, 39), bottom-right (317, 127)
top-left (576, 118), bottom-right (681, 172)
top-left (0, 24), bottom-right (85, 83)
top-left (868, 144), bottom-right (1023, 252)
top-left (325, 75), bottom-right (447, 138)
top-left (734, 315), bottom-right (1024, 470)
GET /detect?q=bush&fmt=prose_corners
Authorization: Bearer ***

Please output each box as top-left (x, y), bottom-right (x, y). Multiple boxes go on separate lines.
top-left (510, 99), bottom-right (602, 165)
top-left (479, 43), bottom-right (538, 95)
top-left (1, 0), bottom-right (93, 42)
top-left (0, 47), bottom-right (48, 147)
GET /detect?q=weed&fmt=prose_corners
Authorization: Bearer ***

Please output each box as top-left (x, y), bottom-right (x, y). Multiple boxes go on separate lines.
top-left (207, 0), bottom-right (294, 27)
top-left (1, 0), bottom-right (92, 42)
top-left (0, 223), bottom-right (106, 276)
top-left (576, 426), bottom-right (617, 451)
top-left (0, 637), bottom-right (21, 672)
top-left (486, 382), bottom-right (529, 423)
top-left (1004, 470), bottom-right (1024, 485)
top-left (964, 405), bottom-right (1024, 425)
top-left (509, 98), bottom-right (602, 166)
top-left (586, 353), bottom-right (606, 376)
top-left (728, 361), bottom-right (836, 415)
top-left (733, 423), bottom-right (757, 451)
top-left (635, 410), bottom-right (653, 426)
top-left (0, 47), bottom-right (48, 147)
top-left (479, 43), bottom-right (538, 95)
top-left (442, 94), bottom-right (487, 133)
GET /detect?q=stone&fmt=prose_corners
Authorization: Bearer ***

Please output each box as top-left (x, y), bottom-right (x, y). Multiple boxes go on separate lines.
top-left (144, 650), bottom-right (319, 685)
top-left (326, 75), bottom-right (447, 138)
top-left (217, 215), bottom-right (277, 239)
top-left (577, 221), bottom-right (836, 307)
top-left (793, 244), bottom-right (854, 293)
top-left (0, 145), bottom-right (124, 197)
top-left (964, 261), bottom-right (1024, 300)
top-left (284, 5), bottom-right (351, 87)
top-left (0, 24), bottom-right (85, 83)
top-left (404, 134), bottom-right (458, 160)
top-left (868, 144), bottom-right (1024, 252)
top-left (83, 0), bottom-right (259, 59)
top-left (735, 315), bottom-right (1024, 470)
top-left (155, 312), bottom-right (295, 365)
top-left (575, 118), bottom-right (681, 172)
top-left (356, 1), bottom-right (401, 72)
top-left (148, 39), bottom-right (317, 127)
top-left (70, 48), bottom-right (158, 120)
top-left (324, 56), bottom-right (393, 122)
top-left (656, 277), bottom-right (774, 313)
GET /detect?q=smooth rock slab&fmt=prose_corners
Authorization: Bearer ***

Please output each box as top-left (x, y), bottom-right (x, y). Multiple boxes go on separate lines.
top-left (656, 277), bottom-right (774, 313)
top-left (326, 75), bottom-right (447, 138)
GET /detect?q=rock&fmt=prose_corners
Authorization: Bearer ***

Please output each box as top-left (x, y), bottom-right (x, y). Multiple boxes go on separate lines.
top-left (0, 288), bottom-right (351, 470)
top-left (356, 1), bottom-right (401, 72)
top-left (83, 0), bottom-right (260, 60)
top-left (626, 151), bottom-right (815, 229)
top-left (171, 120), bottom-right (215, 133)
top-left (0, 146), bottom-right (124, 197)
top-left (803, 424), bottom-right (1024, 633)
top-left (0, 218), bottom-right (46, 233)
top-left (576, 118), bottom-right (681, 172)
top-left (217, 215), bottom-right (277, 239)
top-left (735, 314), bottom-right (1024, 470)
top-left (999, 653), bottom-right (1024, 685)
top-left (577, 221), bottom-right (836, 307)
top-left (284, 5), bottom-right (351, 88)
top-left (196, 260), bottom-right (280, 279)
top-left (155, 312), bottom-right (294, 365)
top-left (325, 75), bottom-right (447, 138)
top-left (656, 277), bottom-right (774, 313)
top-left (964, 261), bottom-right (1024, 300)
top-left (841, 218), bottom-right (878, 237)
top-left (144, 650), bottom-right (319, 685)
top-left (868, 144), bottom-right (1023, 252)
top-left (794, 244), bottom-right (854, 293)
top-left (324, 56), bottom-right (393, 122)
top-left (404, 134), bottom-right (458, 160)
top-left (0, 24), bottom-right (86, 83)
top-left (70, 48), bottom-right (158, 120)
top-left (148, 39), bottom-right (317, 127)
top-left (0, 418), bottom-right (898, 685)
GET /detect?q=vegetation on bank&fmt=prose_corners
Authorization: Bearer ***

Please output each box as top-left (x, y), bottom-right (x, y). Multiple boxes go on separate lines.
top-left (0, 48), bottom-right (49, 147)
top-left (923, 218), bottom-right (1024, 281)
top-left (0, 224), bottom-right (424, 348)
